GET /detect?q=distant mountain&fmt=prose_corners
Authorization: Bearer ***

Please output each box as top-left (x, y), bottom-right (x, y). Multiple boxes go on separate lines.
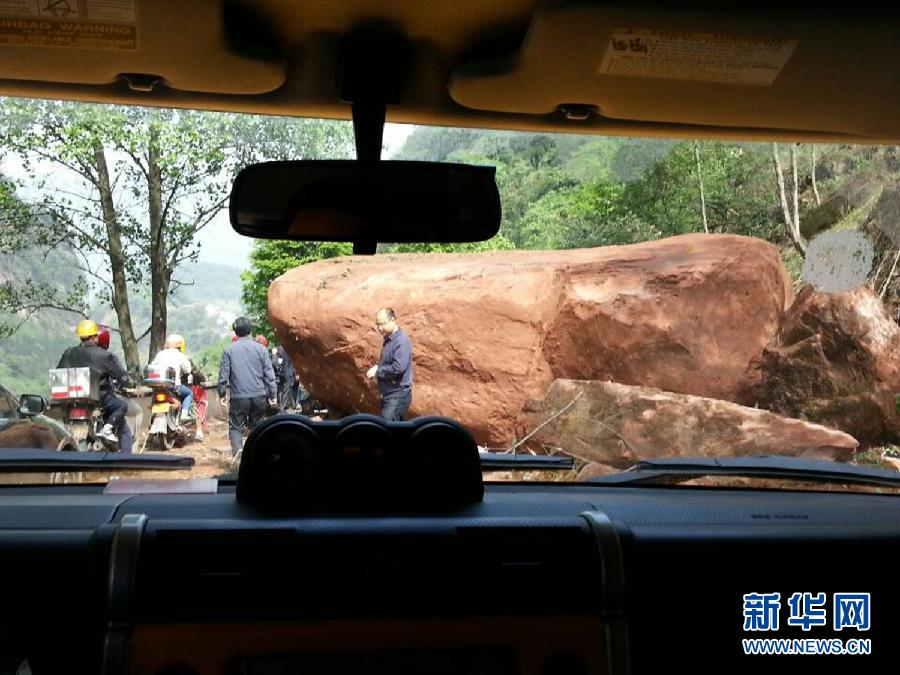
top-left (171, 260), bottom-right (243, 305)
top-left (0, 256), bottom-right (244, 396)
top-left (0, 248), bottom-right (85, 396)
top-left (107, 260), bottom-right (243, 359)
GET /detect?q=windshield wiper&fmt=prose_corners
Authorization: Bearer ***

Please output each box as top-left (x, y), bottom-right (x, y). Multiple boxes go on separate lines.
top-left (0, 449), bottom-right (194, 472)
top-left (587, 455), bottom-right (900, 489)
top-left (478, 452), bottom-right (574, 471)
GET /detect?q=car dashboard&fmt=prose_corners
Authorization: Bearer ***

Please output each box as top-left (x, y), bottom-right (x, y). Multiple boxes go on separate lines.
top-left (1, 481), bottom-right (898, 675)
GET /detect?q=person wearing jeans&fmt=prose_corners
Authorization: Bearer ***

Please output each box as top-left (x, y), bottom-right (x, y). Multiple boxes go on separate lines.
top-left (366, 307), bottom-right (414, 421)
top-left (148, 335), bottom-right (195, 425)
top-left (218, 317), bottom-right (277, 455)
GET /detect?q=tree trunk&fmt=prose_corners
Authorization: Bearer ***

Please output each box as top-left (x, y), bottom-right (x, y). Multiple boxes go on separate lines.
top-left (791, 143), bottom-right (802, 237)
top-left (811, 144), bottom-right (821, 206)
top-left (772, 142), bottom-right (806, 256)
top-left (92, 140), bottom-right (142, 375)
top-left (693, 140), bottom-right (709, 234)
top-left (147, 122), bottom-right (168, 362)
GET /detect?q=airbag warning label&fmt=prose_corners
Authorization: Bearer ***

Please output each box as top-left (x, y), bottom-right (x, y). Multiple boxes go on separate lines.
top-left (0, 0), bottom-right (137, 49)
top-left (598, 29), bottom-right (796, 86)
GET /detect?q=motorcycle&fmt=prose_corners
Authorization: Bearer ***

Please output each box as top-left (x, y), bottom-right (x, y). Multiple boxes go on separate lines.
top-left (49, 366), bottom-right (119, 452)
top-left (140, 366), bottom-right (195, 451)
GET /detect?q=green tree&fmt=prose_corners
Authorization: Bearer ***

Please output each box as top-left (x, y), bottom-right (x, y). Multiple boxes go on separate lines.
top-left (194, 336), bottom-right (232, 382)
top-left (521, 181), bottom-right (657, 249)
top-left (389, 234), bottom-right (515, 253)
top-left (623, 141), bottom-right (779, 241)
top-left (240, 240), bottom-right (352, 340)
top-left (0, 98), bottom-right (353, 372)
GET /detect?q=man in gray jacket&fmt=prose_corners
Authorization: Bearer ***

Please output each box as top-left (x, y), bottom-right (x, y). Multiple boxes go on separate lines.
top-left (218, 317), bottom-right (277, 456)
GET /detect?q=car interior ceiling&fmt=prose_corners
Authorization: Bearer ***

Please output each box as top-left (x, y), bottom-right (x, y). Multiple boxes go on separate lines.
top-left (0, 2), bottom-right (897, 675)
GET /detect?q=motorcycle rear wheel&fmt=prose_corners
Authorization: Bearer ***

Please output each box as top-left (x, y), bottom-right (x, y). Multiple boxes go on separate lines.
top-left (151, 432), bottom-right (175, 451)
top-left (68, 422), bottom-right (91, 452)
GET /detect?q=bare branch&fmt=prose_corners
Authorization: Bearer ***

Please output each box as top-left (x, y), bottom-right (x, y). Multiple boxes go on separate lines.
top-left (166, 194), bottom-right (229, 265)
top-left (880, 249), bottom-right (900, 298)
top-left (119, 145), bottom-right (150, 181)
top-left (508, 390), bottom-right (584, 453)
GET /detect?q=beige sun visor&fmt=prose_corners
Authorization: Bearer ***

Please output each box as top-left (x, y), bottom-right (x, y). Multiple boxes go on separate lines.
top-left (449, 3), bottom-right (900, 138)
top-left (0, 0), bottom-right (285, 95)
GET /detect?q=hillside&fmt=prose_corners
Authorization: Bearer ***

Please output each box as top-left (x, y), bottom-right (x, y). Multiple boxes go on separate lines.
top-left (0, 257), bottom-right (243, 396)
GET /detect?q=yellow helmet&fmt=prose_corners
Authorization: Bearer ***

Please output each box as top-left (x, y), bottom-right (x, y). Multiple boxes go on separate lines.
top-left (165, 334), bottom-right (186, 352)
top-left (76, 319), bottom-right (99, 339)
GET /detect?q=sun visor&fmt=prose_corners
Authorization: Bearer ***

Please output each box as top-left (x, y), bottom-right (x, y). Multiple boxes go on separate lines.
top-left (449, 3), bottom-right (900, 137)
top-left (0, 0), bottom-right (285, 95)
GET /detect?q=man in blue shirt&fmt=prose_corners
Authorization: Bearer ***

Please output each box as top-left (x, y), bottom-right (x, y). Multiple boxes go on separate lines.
top-left (366, 307), bottom-right (413, 421)
top-left (218, 317), bottom-right (277, 456)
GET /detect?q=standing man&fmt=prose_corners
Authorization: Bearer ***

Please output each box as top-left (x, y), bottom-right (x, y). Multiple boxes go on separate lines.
top-left (366, 307), bottom-right (413, 421)
top-left (218, 317), bottom-right (277, 456)
top-left (271, 345), bottom-right (296, 412)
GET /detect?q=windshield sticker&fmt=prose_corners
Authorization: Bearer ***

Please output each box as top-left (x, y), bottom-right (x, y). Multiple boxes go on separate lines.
top-left (598, 29), bottom-right (797, 86)
top-left (0, 0), bottom-right (137, 49)
top-left (802, 231), bottom-right (875, 293)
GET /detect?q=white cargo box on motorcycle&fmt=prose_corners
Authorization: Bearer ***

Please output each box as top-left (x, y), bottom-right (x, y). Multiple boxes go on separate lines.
top-left (49, 367), bottom-right (100, 402)
top-left (142, 365), bottom-right (178, 387)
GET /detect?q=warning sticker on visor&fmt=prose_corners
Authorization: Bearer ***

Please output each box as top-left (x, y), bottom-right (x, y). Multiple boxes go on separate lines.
top-left (598, 29), bottom-right (797, 86)
top-left (0, 0), bottom-right (137, 49)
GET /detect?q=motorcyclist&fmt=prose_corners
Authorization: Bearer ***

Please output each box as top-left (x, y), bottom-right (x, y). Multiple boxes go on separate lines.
top-left (148, 334), bottom-right (195, 425)
top-left (57, 319), bottom-right (131, 443)
top-left (95, 324), bottom-right (135, 453)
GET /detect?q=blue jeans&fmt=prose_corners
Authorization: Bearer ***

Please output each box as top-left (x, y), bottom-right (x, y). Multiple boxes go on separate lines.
top-left (100, 392), bottom-right (127, 428)
top-left (117, 417), bottom-right (133, 454)
top-left (176, 384), bottom-right (193, 417)
top-left (380, 390), bottom-right (412, 421)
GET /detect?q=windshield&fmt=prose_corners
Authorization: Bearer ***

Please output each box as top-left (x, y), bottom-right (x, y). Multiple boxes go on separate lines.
top-left (1, 96), bottom-right (898, 492)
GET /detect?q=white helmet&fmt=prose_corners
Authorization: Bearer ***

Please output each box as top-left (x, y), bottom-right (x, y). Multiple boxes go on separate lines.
top-left (165, 334), bottom-right (186, 352)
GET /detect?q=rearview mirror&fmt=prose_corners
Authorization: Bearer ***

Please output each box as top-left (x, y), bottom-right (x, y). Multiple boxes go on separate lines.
top-left (229, 160), bottom-right (501, 245)
top-left (18, 394), bottom-right (46, 417)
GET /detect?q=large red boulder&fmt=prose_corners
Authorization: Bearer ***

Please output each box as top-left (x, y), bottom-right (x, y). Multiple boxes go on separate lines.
top-left (269, 234), bottom-right (792, 445)
top-left (737, 285), bottom-right (900, 444)
top-left (522, 379), bottom-right (858, 469)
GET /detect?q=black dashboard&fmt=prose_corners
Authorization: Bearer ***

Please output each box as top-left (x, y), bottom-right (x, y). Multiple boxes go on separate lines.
top-left (0, 482), bottom-right (898, 675)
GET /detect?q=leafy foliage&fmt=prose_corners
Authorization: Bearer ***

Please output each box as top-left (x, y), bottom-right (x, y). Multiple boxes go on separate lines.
top-left (240, 241), bottom-right (353, 340)
top-left (194, 337), bottom-right (232, 382)
top-left (0, 98), bottom-right (354, 369)
top-left (521, 181), bottom-right (658, 249)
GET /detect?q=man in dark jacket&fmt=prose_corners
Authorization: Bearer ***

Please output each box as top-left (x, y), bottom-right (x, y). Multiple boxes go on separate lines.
top-left (57, 319), bottom-right (131, 443)
top-left (218, 317), bottom-right (277, 455)
top-left (366, 307), bottom-right (413, 421)
top-left (270, 345), bottom-right (296, 412)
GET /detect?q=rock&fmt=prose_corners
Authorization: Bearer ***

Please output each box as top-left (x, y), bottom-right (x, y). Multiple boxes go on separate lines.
top-left (864, 187), bottom-right (900, 248)
top-left (522, 379), bottom-right (858, 467)
top-left (0, 421), bottom-right (63, 450)
top-left (881, 455), bottom-right (900, 472)
top-left (800, 174), bottom-right (882, 238)
top-left (269, 234), bottom-right (791, 445)
top-left (574, 462), bottom-right (619, 481)
top-left (737, 285), bottom-right (900, 444)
